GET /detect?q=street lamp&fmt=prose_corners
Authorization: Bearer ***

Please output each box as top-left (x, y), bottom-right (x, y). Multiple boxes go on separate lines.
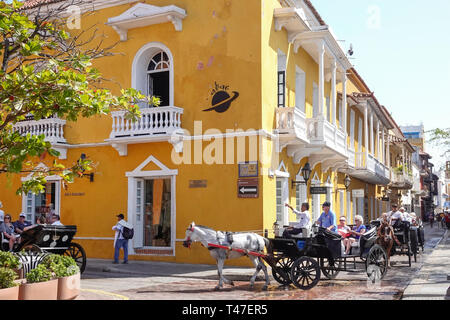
top-left (344, 175), bottom-right (351, 190)
top-left (336, 175), bottom-right (351, 192)
top-left (292, 162), bottom-right (312, 189)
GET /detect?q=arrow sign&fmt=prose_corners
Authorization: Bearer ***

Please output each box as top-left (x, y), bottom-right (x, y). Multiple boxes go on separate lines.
top-left (238, 178), bottom-right (259, 198)
top-left (239, 187), bottom-right (257, 194)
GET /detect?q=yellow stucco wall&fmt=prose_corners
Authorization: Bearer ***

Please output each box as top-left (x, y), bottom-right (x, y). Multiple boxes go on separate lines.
top-left (0, 0), bottom-right (393, 267)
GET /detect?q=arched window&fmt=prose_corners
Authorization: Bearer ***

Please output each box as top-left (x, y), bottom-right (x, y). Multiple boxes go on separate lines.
top-left (147, 51), bottom-right (170, 106)
top-left (132, 42), bottom-right (174, 108)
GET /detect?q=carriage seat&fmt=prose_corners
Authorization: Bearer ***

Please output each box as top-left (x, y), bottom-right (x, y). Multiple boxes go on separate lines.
top-left (287, 223), bottom-right (311, 238)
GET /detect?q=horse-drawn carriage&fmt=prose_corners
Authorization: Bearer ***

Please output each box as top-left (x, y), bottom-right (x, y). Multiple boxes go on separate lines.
top-left (371, 219), bottom-right (423, 267)
top-left (1, 225), bottom-right (87, 273)
top-left (268, 224), bottom-right (388, 290)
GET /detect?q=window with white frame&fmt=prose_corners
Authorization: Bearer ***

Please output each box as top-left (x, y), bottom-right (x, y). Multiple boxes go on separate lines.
top-left (277, 50), bottom-right (286, 108)
top-left (147, 51), bottom-right (170, 107)
top-left (132, 43), bottom-right (174, 109)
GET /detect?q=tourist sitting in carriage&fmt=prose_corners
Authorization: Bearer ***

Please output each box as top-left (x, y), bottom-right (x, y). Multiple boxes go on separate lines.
top-left (283, 202), bottom-right (311, 238)
top-left (344, 215), bottom-right (367, 255)
top-left (315, 202), bottom-right (337, 233)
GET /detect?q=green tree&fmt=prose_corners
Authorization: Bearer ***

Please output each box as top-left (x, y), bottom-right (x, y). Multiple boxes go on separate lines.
top-left (427, 128), bottom-right (449, 157)
top-left (0, 0), bottom-right (157, 194)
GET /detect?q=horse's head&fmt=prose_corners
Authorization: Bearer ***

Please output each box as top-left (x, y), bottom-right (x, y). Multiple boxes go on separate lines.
top-left (183, 222), bottom-right (196, 248)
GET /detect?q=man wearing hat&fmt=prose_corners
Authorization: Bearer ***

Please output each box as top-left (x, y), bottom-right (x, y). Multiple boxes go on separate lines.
top-left (315, 202), bottom-right (337, 233)
top-left (13, 213), bottom-right (32, 235)
top-left (112, 214), bottom-right (133, 264)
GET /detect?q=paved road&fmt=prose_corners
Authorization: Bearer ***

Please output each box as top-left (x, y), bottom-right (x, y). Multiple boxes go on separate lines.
top-left (77, 224), bottom-right (448, 300)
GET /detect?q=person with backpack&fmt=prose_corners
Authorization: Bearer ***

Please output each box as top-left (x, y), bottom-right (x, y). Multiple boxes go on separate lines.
top-left (112, 213), bottom-right (133, 264)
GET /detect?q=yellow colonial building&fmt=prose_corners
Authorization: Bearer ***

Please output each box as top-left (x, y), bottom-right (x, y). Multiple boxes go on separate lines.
top-left (0, 0), bottom-right (406, 266)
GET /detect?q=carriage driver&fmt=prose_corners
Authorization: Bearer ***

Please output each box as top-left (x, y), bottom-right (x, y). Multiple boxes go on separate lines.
top-left (283, 203), bottom-right (311, 238)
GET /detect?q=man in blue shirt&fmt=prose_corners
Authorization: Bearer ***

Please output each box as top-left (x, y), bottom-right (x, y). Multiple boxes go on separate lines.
top-left (316, 202), bottom-right (337, 233)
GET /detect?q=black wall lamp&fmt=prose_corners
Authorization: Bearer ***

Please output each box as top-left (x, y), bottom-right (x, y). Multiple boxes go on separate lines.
top-left (336, 175), bottom-right (352, 191)
top-left (79, 153), bottom-right (94, 182)
top-left (292, 162), bottom-right (312, 189)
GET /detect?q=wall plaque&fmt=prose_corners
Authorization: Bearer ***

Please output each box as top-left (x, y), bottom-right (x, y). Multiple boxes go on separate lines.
top-left (239, 162), bottom-right (258, 178)
top-left (189, 180), bottom-right (207, 188)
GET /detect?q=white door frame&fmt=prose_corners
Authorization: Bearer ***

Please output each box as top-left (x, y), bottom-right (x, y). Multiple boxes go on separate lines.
top-left (126, 155), bottom-right (178, 256)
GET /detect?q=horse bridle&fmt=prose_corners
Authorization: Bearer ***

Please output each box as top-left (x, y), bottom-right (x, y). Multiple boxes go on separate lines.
top-left (183, 225), bottom-right (195, 248)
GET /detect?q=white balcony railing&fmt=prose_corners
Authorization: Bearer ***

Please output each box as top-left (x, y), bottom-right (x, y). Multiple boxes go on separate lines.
top-left (391, 170), bottom-right (413, 186)
top-left (276, 107), bottom-right (308, 142)
top-left (307, 117), bottom-right (347, 156)
top-left (110, 106), bottom-right (183, 139)
top-left (13, 118), bottom-right (67, 144)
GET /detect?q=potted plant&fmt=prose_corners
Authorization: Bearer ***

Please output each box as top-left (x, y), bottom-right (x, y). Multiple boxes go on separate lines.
top-left (0, 267), bottom-right (19, 300)
top-left (43, 255), bottom-right (80, 300)
top-left (19, 264), bottom-right (57, 300)
top-left (0, 252), bottom-right (22, 279)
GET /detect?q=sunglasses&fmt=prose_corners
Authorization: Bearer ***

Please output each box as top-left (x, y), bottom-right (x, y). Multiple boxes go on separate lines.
top-left (4, 217), bottom-right (10, 219)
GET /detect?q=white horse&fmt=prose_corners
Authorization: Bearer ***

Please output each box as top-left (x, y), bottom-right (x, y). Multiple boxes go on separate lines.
top-left (182, 222), bottom-right (271, 291)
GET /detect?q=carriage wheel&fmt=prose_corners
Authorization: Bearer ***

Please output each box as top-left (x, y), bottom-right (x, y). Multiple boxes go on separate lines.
top-left (319, 257), bottom-right (341, 280)
top-left (271, 256), bottom-right (294, 285)
top-left (290, 256), bottom-right (320, 290)
top-left (366, 244), bottom-right (387, 280)
top-left (64, 242), bottom-right (87, 274)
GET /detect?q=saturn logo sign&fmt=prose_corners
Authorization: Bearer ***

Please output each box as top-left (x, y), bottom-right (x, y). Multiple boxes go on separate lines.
top-left (203, 82), bottom-right (239, 113)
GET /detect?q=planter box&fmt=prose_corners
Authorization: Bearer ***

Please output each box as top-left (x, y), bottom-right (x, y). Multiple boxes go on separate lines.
top-left (57, 273), bottom-right (81, 300)
top-left (0, 285), bottom-right (19, 300)
top-left (19, 279), bottom-right (58, 300)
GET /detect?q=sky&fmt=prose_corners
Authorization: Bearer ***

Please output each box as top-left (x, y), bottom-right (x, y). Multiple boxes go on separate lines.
top-left (312, 0), bottom-right (450, 170)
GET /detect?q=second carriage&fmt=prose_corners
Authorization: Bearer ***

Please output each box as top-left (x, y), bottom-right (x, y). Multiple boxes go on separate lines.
top-left (267, 224), bottom-right (388, 290)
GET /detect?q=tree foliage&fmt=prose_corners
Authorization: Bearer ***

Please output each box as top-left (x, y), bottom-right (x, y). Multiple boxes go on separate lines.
top-left (0, 0), bottom-right (157, 194)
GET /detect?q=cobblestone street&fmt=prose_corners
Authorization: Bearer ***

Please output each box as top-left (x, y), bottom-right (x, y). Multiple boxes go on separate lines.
top-left (78, 224), bottom-right (448, 300)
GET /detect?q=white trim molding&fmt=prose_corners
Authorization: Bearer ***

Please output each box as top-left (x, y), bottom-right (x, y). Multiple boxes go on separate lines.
top-left (106, 3), bottom-right (187, 41)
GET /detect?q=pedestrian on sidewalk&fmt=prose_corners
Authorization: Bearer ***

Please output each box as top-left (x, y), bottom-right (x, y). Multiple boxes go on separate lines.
top-left (112, 214), bottom-right (132, 264)
top-left (428, 211), bottom-right (434, 228)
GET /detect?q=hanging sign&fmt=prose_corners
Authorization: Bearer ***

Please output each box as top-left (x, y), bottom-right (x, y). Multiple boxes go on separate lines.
top-left (310, 187), bottom-right (328, 195)
top-left (352, 189), bottom-right (365, 198)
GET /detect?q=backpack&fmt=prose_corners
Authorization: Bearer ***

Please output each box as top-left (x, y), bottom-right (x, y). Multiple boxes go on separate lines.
top-left (121, 226), bottom-right (134, 240)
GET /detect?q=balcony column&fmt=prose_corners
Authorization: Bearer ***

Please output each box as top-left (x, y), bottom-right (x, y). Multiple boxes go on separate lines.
top-left (382, 126), bottom-right (386, 165)
top-left (364, 104), bottom-right (369, 163)
top-left (370, 112), bottom-right (374, 155)
top-left (318, 40), bottom-right (325, 118)
top-left (402, 145), bottom-right (406, 175)
top-left (387, 134), bottom-right (391, 168)
top-left (342, 72), bottom-right (347, 134)
top-left (376, 119), bottom-right (380, 161)
top-left (331, 59), bottom-right (337, 126)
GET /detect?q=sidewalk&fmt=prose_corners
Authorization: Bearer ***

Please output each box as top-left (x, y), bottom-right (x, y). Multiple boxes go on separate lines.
top-left (84, 258), bottom-right (270, 282)
top-left (402, 224), bottom-right (449, 300)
